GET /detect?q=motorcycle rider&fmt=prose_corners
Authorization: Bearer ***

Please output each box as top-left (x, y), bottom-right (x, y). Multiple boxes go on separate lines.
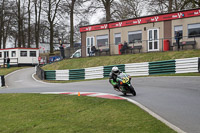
top-left (109, 66), bottom-right (121, 91)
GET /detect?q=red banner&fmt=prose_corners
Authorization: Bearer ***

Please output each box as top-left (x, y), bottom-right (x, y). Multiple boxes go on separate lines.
top-left (80, 24), bottom-right (108, 32)
top-left (80, 9), bottom-right (200, 32)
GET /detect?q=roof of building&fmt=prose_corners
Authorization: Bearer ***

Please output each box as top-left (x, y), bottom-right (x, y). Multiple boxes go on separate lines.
top-left (80, 8), bottom-right (200, 32)
top-left (0, 48), bottom-right (39, 51)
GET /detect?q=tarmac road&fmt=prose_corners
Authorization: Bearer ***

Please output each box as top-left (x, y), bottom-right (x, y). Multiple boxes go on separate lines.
top-left (1, 67), bottom-right (200, 133)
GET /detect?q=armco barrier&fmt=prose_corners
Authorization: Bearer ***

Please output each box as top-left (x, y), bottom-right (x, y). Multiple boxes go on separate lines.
top-left (198, 58), bottom-right (200, 72)
top-left (0, 75), bottom-right (5, 87)
top-left (104, 64), bottom-right (125, 78)
top-left (42, 57), bottom-right (200, 81)
top-left (45, 71), bottom-right (56, 80)
top-left (149, 60), bottom-right (176, 75)
top-left (69, 69), bottom-right (85, 80)
top-left (85, 66), bottom-right (104, 80)
top-left (125, 62), bottom-right (149, 76)
top-left (175, 57), bottom-right (199, 73)
top-left (56, 70), bottom-right (69, 80)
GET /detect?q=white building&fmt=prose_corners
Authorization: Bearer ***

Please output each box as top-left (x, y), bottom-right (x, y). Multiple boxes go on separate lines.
top-left (0, 48), bottom-right (39, 66)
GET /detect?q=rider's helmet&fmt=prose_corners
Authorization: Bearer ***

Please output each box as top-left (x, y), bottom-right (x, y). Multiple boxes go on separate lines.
top-left (112, 66), bottom-right (120, 75)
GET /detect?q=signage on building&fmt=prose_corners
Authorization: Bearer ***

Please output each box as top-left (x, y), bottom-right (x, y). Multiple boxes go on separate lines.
top-left (80, 9), bottom-right (200, 32)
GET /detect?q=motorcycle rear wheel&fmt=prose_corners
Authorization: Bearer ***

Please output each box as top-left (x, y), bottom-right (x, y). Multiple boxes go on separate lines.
top-left (129, 85), bottom-right (136, 96)
top-left (123, 92), bottom-right (127, 96)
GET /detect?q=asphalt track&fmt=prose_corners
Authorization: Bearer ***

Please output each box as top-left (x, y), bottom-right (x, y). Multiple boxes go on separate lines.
top-left (1, 67), bottom-right (200, 133)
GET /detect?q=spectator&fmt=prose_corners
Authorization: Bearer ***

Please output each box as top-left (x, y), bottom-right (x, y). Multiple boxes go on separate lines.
top-left (120, 41), bottom-right (129, 54)
top-left (175, 31), bottom-right (181, 51)
top-left (7, 58), bottom-right (10, 68)
top-left (89, 46), bottom-right (98, 56)
top-left (59, 44), bottom-right (65, 59)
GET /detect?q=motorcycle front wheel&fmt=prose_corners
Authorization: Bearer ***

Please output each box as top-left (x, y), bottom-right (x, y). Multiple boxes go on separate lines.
top-left (129, 85), bottom-right (136, 96)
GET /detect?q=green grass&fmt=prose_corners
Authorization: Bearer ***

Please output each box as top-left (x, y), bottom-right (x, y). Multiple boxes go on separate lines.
top-left (0, 94), bottom-right (176, 133)
top-left (42, 49), bottom-right (200, 70)
top-left (0, 67), bottom-right (28, 75)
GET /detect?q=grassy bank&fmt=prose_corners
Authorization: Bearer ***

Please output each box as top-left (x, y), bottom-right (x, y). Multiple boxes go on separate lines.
top-left (0, 67), bottom-right (28, 75)
top-left (42, 49), bottom-right (200, 70)
top-left (0, 94), bottom-right (175, 133)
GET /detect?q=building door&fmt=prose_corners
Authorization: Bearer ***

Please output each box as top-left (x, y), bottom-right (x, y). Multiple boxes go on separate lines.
top-left (86, 37), bottom-right (94, 56)
top-left (4, 51), bottom-right (9, 58)
top-left (148, 29), bottom-right (159, 51)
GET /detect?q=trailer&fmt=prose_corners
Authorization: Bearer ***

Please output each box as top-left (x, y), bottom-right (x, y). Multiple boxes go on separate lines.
top-left (0, 48), bottom-right (39, 66)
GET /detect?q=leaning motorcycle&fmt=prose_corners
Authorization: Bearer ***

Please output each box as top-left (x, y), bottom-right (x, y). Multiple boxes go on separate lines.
top-left (116, 72), bottom-right (136, 96)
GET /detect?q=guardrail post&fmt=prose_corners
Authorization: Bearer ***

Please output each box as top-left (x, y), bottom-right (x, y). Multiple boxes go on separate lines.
top-left (198, 58), bottom-right (200, 73)
top-left (0, 75), bottom-right (5, 87)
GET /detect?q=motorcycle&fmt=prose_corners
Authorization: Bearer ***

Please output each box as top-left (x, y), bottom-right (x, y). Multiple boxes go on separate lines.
top-left (116, 72), bottom-right (136, 96)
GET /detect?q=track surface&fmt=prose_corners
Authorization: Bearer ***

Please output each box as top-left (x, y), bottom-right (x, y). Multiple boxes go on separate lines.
top-left (1, 67), bottom-right (200, 133)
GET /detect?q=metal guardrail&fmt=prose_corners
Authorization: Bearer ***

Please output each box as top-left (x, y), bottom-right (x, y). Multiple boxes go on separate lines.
top-left (36, 57), bottom-right (199, 81)
top-left (176, 57), bottom-right (199, 73)
top-left (149, 60), bottom-right (176, 75)
top-left (199, 58), bottom-right (200, 73)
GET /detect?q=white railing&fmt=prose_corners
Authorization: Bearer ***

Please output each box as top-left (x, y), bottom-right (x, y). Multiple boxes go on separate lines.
top-left (85, 66), bottom-right (104, 80)
top-left (125, 62), bottom-right (149, 76)
top-left (56, 70), bottom-right (69, 80)
top-left (176, 57), bottom-right (199, 73)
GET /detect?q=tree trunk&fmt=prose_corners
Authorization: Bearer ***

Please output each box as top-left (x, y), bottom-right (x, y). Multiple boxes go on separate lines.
top-left (18, 0), bottom-right (21, 48)
top-left (37, 0), bottom-right (42, 48)
top-left (35, 0), bottom-right (42, 48)
top-left (22, 23), bottom-right (25, 48)
top-left (168, 0), bottom-right (173, 12)
top-left (0, 0), bottom-right (5, 49)
top-left (70, 0), bottom-right (75, 49)
top-left (28, 0), bottom-right (31, 48)
top-left (105, 0), bottom-right (111, 21)
top-left (50, 23), bottom-right (54, 54)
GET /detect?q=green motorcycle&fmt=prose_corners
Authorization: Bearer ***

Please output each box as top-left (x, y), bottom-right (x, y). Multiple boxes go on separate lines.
top-left (116, 72), bottom-right (136, 96)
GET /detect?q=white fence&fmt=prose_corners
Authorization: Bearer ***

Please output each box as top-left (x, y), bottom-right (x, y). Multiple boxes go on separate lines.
top-left (56, 70), bottom-right (69, 80)
top-left (85, 66), bottom-right (104, 80)
top-left (176, 57), bottom-right (199, 73)
top-left (125, 62), bottom-right (149, 76)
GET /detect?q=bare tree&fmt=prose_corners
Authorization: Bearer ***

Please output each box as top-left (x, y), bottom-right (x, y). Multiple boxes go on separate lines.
top-left (43, 0), bottom-right (61, 54)
top-left (147, 0), bottom-right (200, 14)
top-left (64, 0), bottom-right (77, 48)
top-left (34, 0), bottom-right (42, 48)
top-left (1, 0), bottom-right (15, 49)
top-left (15, 0), bottom-right (22, 47)
top-left (0, 0), bottom-right (5, 49)
top-left (97, 0), bottom-right (115, 22)
top-left (112, 0), bottom-right (142, 20)
top-left (27, 0), bottom-right (31, 48)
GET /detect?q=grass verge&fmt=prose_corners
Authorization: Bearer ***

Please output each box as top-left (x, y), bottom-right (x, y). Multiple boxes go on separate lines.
top-left (0, 67), bottom-right (29, 75)
top-left (0, 94), bottom-right (176, 133)
top-left (42, 49), bottom-right (200, 70)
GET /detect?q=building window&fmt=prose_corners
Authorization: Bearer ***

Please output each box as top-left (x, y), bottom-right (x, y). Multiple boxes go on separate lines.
top-left (96, 34), bottom-right (108, 47)
top-left (11, 51), bottom-right (16, 57)
top-left (188, 23), bottom-right (200, 38)
top-left (20, 51), bottom-right (27, 57)
top-left (114, 33), bottom-right (121, 45)
top-left (0, 52), bottom-right (2, 58)
top-left (174, 25), bottom-right (183, 38)
top-left (30, 51), bottom-right (36, 57)
top-left (128, 30), bottom-right (142, 43)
